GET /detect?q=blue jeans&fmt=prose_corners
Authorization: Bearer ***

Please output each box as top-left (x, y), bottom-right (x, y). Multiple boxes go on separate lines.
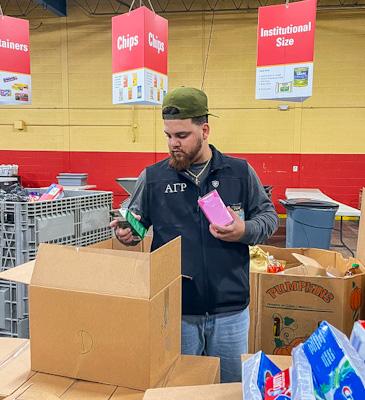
top-left (181, 308), bottom-right (249, 383)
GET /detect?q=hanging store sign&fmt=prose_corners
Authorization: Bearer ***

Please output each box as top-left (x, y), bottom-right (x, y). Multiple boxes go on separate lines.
top-left (0, 16), bottom-right (31, 105)
top-left (256, 0), bottom-right (317, 102)
top-left (112, 6), bottom-right (168, 105)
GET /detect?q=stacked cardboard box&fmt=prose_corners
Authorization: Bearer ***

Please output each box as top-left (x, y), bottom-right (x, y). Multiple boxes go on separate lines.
top-left (0, 236), bottom-right (221, 399)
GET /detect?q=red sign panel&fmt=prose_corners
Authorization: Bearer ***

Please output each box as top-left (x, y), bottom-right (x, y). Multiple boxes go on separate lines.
top-left (257, 0), bottom-right (317, 67)
top-left (0, 16), bottom-right (30, 74)
top-left (112, 6), bottom-right (168, 74)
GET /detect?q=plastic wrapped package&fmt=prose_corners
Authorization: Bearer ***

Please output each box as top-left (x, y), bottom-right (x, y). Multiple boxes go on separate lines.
top-left (242, 351), bottom-right (281, 400)
top-left (292, 344), bottom-right (324, 400)
top-left (350, 320), bottom-right (365, 363)
top-left (303, 321), bottom-right (365, 399)
top-left (264, 368), bottom-right (291, 400)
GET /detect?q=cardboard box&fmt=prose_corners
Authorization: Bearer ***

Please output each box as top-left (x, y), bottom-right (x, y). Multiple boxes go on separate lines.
top-left (250, 246), bottom-right (364, 355)
top-left (1, 337), bottom-right (220, 400)
top-left (143, 383), bottom-right (242, 400)
top-left (0, 339), bottom-right (34, 399)
top-left (357, 187), bottom-right (365, 267)
top-left (0, 237), bottom-right (181, 390)
top-left (241, 354), bottom-right (291, 371)
top-left (248, 271), bottom-right (259, 354)
top-left (143, 355), bottom-right (290, 400)
top-left (109, 355), bottom-right (220, 400)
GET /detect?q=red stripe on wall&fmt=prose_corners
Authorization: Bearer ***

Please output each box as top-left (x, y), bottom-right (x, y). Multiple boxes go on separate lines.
top-left (1, 150), bottom-right (364, 211)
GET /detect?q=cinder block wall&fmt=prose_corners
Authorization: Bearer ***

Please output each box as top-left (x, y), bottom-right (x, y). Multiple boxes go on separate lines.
top-left (0, 3), bottom-right (364, 209)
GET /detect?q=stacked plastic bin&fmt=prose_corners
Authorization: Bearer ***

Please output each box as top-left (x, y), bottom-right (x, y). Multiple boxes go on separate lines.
top-left (0, 189), bottom-right (113, 337)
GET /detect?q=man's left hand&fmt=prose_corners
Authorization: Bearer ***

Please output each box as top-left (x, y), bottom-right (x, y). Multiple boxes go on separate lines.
top-left (209, 207), bottom-right (246, 242)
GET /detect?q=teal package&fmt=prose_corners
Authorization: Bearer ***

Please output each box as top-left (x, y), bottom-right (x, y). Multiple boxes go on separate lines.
top-left (303, 321), bottom-right (365, 399)
top-left (118, 208), bottom-right (147, 239)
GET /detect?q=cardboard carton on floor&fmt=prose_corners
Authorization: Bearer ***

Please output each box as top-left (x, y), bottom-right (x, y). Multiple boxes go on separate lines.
top-left (0, 339), bottom-right (34, 399)
top-left (143, 354), bottom-right (291, 400)
top-left (143, 383), bottom-right (242, 400)
top-left (0, 236), bottom-right (181, 390)
top-left (109, 355), bottom-right (220, 400)
top-left (1, 338), bottom-right (220, 400)
top-left (250, 245), bottom-right (364, 355)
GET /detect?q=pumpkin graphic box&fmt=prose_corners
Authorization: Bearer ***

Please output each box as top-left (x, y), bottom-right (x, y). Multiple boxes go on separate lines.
top-left (249, 245), bottom-right (365, 354)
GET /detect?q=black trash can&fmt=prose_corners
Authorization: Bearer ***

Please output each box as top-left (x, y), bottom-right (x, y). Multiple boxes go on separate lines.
top-left (280, 198), bottom-right (339, 249)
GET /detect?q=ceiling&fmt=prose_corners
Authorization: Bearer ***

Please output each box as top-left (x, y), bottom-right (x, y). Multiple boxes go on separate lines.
top-left (2, 0), bottom-right (365, 17)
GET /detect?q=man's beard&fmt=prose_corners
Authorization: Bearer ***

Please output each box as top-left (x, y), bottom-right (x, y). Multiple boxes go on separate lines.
top-left (169, 138), bottom-right (203, 171)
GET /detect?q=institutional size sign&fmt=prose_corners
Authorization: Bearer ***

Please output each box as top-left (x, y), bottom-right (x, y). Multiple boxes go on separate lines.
top-left (256, 0), bottom-right (317, 102)
top-left (0, 16), bottom-right (31, 105)
top-left (112, 6), bottom-right (168, 105)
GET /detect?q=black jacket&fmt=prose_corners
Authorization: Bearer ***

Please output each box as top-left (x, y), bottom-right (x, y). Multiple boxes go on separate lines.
top-left (143, 146), bottom-right (251, 315)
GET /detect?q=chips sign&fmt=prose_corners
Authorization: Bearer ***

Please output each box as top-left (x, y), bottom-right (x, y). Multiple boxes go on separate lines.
top-left (256, 0), bottom-right (317, 102)
top-left (112, 7), bottom-right (168, 105)
top-left (0, 16), bottom-right (31, 105)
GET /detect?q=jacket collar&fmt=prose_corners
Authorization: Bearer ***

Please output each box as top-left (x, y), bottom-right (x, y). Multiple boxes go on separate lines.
top-left (209, 145), bottom-right (230, 172)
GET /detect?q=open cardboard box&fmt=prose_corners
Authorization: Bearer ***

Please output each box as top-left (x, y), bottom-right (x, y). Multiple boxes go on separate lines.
top-left (0, 337), bottom-right (220, 400)
top-left (249, 245), bottom-right (365, 354)
top-left (0, 236), bottom-right (181, 390)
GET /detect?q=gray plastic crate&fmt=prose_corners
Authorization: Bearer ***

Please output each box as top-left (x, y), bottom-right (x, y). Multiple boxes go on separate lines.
top-left (0, 281), bottom-right (28, 336)
top-left (0, 189), bottom-right (113, 337)
top-left (57, 173), bottom-right (88, 186)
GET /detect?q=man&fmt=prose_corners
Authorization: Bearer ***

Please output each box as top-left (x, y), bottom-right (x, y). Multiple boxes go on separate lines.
top-left (111, 87), bottom-right (278, 382)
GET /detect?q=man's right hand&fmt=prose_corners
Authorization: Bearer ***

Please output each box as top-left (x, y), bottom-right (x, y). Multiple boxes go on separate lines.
top-left (109, 213), bottom-right (142, 245)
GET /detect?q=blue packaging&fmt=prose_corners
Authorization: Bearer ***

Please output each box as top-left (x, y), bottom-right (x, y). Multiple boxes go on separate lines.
top-left (292, 344), bottom-right (324, 400)
top-left (242, 351), bottom-right (281, 399)
top-left (303, 321), bottom-right (365, 399)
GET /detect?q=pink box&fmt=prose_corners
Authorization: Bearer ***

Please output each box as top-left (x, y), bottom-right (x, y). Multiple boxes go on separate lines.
top-left (39, 183), bottom-right (64, 201)
top-left (198, 190), bottom-right (233, 226)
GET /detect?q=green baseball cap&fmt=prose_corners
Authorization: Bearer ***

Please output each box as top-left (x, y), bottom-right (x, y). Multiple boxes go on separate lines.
top-left (162, 87), bottom-right (217, 120)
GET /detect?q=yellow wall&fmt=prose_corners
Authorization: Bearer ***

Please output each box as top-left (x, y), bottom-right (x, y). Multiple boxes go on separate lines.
top-left (0, 4), bottom-right (364, 154)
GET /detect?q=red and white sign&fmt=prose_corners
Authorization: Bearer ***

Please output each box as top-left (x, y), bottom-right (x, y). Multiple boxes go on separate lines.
top-left (0, 16), bottom-right (32, 104)
top-left (112, 6), bottom-right (168, 105)
top-left (256, 0), bottom-right (317, 102)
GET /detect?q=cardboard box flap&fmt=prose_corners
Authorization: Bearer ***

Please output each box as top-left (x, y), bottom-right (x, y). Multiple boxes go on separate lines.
top-left (0, 339), bottom-right (34, 399)
top-left (282, 264), bottom-right (327, 277)
top-left (143, 383), bottom-right (242, 400)
top-left (302, 248), bottom-right (337, 267)
top-left (111, 387), bottom-right (144, 400)
top-left (157, 355), bottom-right (220, 388)
top-left (0, 260), bottom-right (35, 285)
top-left (258, 245), bottom-right (304, 267)
top-left (31, 244), bottom-right (152, 299)
top-left (150, 237), bottom-right (181, 297)
top-left (58, 380), bottom-right (117, 400)
top-left (241, 354), bottom-right (292, 371)
top-left (291, 253), bottom-right (324, 269)
top-left (6, 372), bottom-right (75, 400)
